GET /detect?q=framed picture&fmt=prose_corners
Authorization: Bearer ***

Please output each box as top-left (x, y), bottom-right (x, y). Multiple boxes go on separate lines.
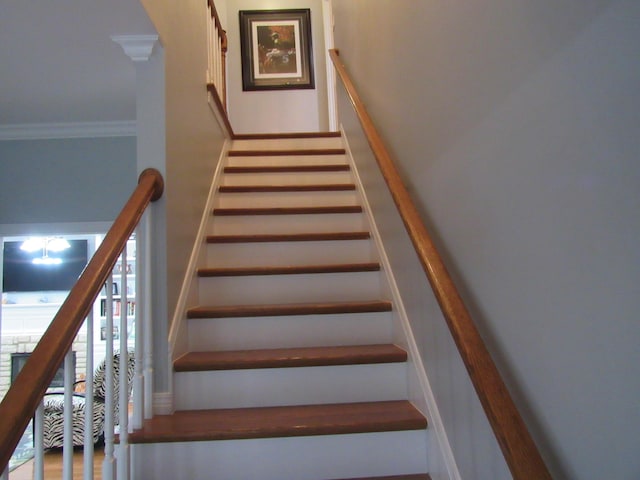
top-left (239, 9), bottom-right (315, 91)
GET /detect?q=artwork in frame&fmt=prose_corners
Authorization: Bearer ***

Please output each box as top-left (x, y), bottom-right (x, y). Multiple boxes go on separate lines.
top-left (239, 9), bottom-right (315, 91)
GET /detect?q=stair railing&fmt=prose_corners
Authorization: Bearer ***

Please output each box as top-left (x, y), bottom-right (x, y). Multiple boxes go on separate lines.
top-left (206, 0), bottom-right (228, 111)
top-left (329, 49), bottom-right (551, 480)
top-left (0, 168), bottom-right (164, 478)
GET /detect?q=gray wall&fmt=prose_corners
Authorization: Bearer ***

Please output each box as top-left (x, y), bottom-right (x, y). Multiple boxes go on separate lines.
top-left (141, 0), bottom-right (227, 391)
top-left (0, 137), bottom-right (136, 225)
top-left (333, 1), bottom-right (640, 479)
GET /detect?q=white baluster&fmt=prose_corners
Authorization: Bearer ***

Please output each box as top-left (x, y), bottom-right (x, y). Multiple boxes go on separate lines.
top-left (34, 401), bottom-right (44, 480)
top-left (213, 28), bottom-right (219, 89)
top-left (117, 244), bottom-right (129, 480)
top-left (132, 228), bottom-right (144, 430)
top-left (142, 213), bottom-right (154, 420)
top-left (63, 349), bottom-right (74, 480)
top-left (207, 8), bottom-right (214, 83)
top-left (84, 310), bottom-right (95, 479)
top-left (102, 273), bottom-right (116, 480)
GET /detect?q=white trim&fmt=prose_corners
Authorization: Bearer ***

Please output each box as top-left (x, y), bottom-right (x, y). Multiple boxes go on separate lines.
top-left (207, 92), bottom-right (233, 140)
top-left (167, 139), bottom-right (230, 357)
top-left (111, 35), bottom-right (159, 62)
top-left (322, 0), bottom-right (338, 131)
top-left (341, 127), bottom-right (461, 480)
top-left (153, 392), bottom-right (174, 415)
top-left (0, 121), bottom-right (136, 141)
top-left (0, 222), bottom-right (112, 237)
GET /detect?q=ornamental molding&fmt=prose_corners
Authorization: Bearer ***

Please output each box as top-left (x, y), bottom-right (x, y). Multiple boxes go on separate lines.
top-left (111, 34), bottom-right (159, 62)
top-left (0, 121), bottom-right (136, 141)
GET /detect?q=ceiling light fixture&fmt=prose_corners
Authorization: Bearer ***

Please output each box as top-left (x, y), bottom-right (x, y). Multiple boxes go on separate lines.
top-left (20, 236), bottom-right (71, 265)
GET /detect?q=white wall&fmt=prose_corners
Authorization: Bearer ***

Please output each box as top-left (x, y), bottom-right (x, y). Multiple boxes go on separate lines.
top-left (333, 1), bottom-right (640, 479)
top-left (225, 0), bottom-right (329, 133)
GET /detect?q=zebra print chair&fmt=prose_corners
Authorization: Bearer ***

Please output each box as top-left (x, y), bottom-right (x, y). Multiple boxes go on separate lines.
top-left (42, 351), bottom-right (135, 449)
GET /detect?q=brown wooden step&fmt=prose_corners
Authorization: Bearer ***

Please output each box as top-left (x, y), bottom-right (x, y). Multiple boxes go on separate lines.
top-left (186, 300), bottom-right (392, 319)
top-left (219, 183), bottom-right (356, 193)
top-left (233, 131), bottom-right (341, 140)
top-left (333, 475), bottom-right (431, 480)
top-left (228, 148), bottom-right (346, 157)
top-left (129, 400), bottom-right (426, 444)
top-left (197, 262), bottom-right (380, 277)
top-left (213, 205), bottom-right (362, 216)
top-left (224, 164), bottom-right (350, 174)
top-left (174, 344), bottom-right (407, 372)
top-left (206, 231), bottom-right (371, 243)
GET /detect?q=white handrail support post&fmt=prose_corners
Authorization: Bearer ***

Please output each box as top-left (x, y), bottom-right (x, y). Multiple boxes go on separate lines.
top-left (84, 310), bottom-right (95, 479)
top-left (102, 273), bottom-right (116, 480)
top-left (34, 401), bottom-right (44, 480)
top-left (142, 212), bottom-right (153, 420)
top-left (63, 348), bottom-right (74, 480)
top-left (118, 245), bottom-right (130, 480)
top-left (132, 227), bottom-right (144, 429)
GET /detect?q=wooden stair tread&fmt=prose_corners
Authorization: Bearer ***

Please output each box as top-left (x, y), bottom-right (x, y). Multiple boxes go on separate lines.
top-left (129, 400), bottom-right (426, 444)
top-left (233, 132), bottom-right (341, 140)
top-left (213, 205), bottom-right (362, 216)
top-left (224, 164), bottom-right (350, 173)
top-left (174, 344), bottom-right (407, 371)
top-left (228, 148), bottom-right (346, 157)
top-left (219, 183), bottom-right (356, 193)
top-left (187, 300), bottom-right (392, 319)
top-left (206, 231), bottom-right (371, 243)
top-left (197, 262), bottom-right (380, 277)
top-left (334, 475), bottom-right (431, 480)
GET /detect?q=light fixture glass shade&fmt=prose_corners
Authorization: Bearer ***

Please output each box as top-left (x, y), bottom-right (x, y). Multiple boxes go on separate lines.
top-left (47, 238), bottom-right (71, 252)
top-left (33, 257), bottom-right (63, 265)
top-left (20, 237), bottom-right (45, 252)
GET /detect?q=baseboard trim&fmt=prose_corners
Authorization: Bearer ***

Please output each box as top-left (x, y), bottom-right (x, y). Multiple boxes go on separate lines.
top-left (153, 392), bottom-right (174, 415)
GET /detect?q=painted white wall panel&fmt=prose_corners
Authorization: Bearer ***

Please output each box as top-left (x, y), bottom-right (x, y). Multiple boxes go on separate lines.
top-left (187, 310), bottom-right (393, 351)
top-left (174, 363), bottom-right (407, 409)
top-left (132, 431), bottom-right (428, 480)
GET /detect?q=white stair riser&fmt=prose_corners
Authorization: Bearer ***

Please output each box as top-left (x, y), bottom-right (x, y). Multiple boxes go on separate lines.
top-left (187, 311), bottom-right (393, 351)
top-left (215, 190), bottom-right (359, 208)
top-left (227, 154), bottom-right (347, 167)
top-left (209, 212), bottom-right (368, 235)
top-left (231, 136), bottom-right (343, 150)
top-left (131, 430), bottom-right (428, 480)
top-left (222, 171), bottom-right (353, 186)
top-left (206, 239), bottom-right (376, 268)
top-left (198, 271), bottom-right (383, 305)
top-left (174, 363), bottom-right (407, 409)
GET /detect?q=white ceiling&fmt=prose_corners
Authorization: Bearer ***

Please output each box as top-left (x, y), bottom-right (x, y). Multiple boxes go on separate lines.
top-left (0, 0), bottom-right (157, 129)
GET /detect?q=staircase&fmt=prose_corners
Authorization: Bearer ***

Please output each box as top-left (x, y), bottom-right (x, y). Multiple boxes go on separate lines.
top-left (129, 133), bottom-right (431, 479)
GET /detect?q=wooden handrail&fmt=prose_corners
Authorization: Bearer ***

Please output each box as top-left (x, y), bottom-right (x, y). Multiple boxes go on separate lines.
top-left (206, 83), bottom-right (234, 137)
top-left (0, 168), bottom-right (164, 472)
top-left (329, 49), bottom-right (551, 479)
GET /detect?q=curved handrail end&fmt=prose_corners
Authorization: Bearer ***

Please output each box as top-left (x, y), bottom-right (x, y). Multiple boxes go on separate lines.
top-left (139, 168), bottom-right (164, 202)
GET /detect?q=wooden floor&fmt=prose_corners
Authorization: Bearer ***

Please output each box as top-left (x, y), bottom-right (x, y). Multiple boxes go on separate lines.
top-left (10, 447), bottom-right (103, 480)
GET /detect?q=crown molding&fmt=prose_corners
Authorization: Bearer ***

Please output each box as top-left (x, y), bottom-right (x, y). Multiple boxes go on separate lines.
top-left (0, 121), bottom-right (137, 141)
top-left (111, 35), bottom-right (159, 62)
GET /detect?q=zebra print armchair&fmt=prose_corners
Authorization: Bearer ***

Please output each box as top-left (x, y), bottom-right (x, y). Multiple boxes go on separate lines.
top-left (42, 351), bottom-right (135, 449)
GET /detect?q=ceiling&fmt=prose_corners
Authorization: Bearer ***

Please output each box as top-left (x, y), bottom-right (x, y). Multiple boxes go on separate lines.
top-left (0, 0), bottom-right (157, 131)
